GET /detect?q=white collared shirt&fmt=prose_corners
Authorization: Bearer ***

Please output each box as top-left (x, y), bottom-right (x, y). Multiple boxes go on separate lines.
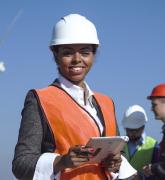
top-left (59, 75), bottom-right (104, 135)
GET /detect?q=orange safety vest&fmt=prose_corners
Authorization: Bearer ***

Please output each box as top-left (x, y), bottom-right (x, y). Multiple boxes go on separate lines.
top-left (35, 85), bottom-right (117, 180)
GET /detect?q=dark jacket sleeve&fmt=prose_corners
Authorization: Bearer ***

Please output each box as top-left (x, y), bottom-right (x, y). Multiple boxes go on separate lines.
top-left (151, 140), bottom-right (165, 179)
top-left (151, 142), bottom-right (160, 164)
top-left (12, 90), bottom-right (44, 179)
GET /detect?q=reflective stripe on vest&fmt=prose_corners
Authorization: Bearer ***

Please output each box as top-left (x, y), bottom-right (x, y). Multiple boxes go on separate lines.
top-left (124, 136), bottom-right (156, 171)
top-left (35, 86), bottom-right (117, 180)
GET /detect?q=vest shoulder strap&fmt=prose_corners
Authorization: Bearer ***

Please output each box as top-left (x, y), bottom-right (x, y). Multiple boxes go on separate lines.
top-left (32, 89), bottom-right (55, 153)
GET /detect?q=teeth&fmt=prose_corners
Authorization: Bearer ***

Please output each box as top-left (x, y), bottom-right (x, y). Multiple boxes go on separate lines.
top-left (71, 67), bottom-right (82, 72)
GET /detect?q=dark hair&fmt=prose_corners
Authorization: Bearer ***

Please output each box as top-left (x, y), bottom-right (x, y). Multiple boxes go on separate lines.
top-left (50, 44), bottom-right (98, 54)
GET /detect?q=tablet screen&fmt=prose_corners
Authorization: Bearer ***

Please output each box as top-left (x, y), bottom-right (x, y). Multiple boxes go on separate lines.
top-left (85, 136), bottom-right (129, 163)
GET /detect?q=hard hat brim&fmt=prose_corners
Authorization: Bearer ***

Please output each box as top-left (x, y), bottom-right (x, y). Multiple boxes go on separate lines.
top-left (147, 96), bottom-right (165, 100)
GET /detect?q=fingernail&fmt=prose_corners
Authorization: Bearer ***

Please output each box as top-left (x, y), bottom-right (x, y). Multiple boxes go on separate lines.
top-left (89, 148), bottom-right (95, 152)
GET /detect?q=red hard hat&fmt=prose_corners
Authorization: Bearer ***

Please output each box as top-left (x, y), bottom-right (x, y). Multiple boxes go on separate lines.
top-left (147, 84), bottom-right (165, 99)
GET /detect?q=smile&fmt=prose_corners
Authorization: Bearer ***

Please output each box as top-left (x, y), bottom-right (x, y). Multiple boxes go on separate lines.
top-left (69, 66), bottom-right (85, 74)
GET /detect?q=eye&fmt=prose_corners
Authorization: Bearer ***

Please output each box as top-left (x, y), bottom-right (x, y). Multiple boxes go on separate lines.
top-left (80, 50), bottom-right (92, 57)
top-left (59, 49), bottom-right (74, 57)
top-left (152, 103), bottom-right (156, 109)
top-left (62, 50), bottom-right (73, 56)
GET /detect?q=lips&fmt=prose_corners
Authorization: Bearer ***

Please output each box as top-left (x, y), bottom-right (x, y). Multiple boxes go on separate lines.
top-left (69, 66), bottom-right (85, 75)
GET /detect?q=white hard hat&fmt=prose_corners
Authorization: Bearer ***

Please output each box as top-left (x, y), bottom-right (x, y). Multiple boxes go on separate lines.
top-left (122, 105), bottom-right (148, 129)
top-left (50, 14), bottom-right (99, 47)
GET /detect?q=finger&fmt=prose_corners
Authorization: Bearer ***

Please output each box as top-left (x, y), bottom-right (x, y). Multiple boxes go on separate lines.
top-left (73, 147), bottom-right (95, 158)
top-left (71, 145), bottom-right (82, 153)
top-left (111, 155), bottom-right (122, 161)
top-left (108, 167), bottom-right (119, 173)
top-left (106, 155), bottom-right (121, 162)
top-left (69, 151), bottom-right (77, 158)
top-left (71, 156), bottom-right (89, 167)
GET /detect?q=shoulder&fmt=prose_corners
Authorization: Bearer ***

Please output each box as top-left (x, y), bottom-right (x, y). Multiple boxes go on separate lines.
top-left (94, 92), bottom-right (112, 99)
top-left (94, 92), bottom-right (114, 103)
top-left (23, 89), bottom-right (44, 112)
top-left (93, 92), bottom-right (116, 113)
top-left (146, 136), bottom-right (157, 143)
top-left (145, 136), bottom-right (158, 149)
top-left (24, 89), bottom-right (37, 104)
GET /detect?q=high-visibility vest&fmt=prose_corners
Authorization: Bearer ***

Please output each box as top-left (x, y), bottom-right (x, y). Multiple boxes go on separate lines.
top-left (124, 136), bottom-right (156, 171)
top-left (35, 85), bottom-right (117, 180)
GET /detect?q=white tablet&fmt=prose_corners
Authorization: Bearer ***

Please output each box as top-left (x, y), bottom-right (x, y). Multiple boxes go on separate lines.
top-left (86, 136), bottom-right (129, 163)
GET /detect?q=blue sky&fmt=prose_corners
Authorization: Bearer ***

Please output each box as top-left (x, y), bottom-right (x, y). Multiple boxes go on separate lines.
top-left (0, 0), bottom-right (165, 179)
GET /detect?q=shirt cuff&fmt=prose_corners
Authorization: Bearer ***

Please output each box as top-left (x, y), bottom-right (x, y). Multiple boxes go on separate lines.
top-left (33, 153), bottom-right (61, 180)
top-left (118, 155), bottom-right (137, 179)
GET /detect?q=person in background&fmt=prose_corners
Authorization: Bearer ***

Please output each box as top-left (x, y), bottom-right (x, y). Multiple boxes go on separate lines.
top-left (122, 105), bottom-right (159, 179)
top-left (142, 84), bottom-right (165, 179)
top-left (12, 14), bottom-right (137, 180)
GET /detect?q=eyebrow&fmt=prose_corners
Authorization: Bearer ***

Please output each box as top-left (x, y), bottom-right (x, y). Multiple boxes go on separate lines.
top-left (152, 102), bottom-right (156, 106)
top-left (60, 46), bottom-right (92, 51)
top-left (80, 47), bottom-right (92, 51)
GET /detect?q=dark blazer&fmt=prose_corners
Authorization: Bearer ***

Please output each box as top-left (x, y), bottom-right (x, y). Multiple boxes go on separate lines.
top-left (151, 126), bottom-right (165, 179)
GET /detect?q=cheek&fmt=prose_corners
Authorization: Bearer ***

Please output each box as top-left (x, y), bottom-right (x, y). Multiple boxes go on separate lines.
top-left (156, 107), bottom-right (163, 114)
top-left (86, 57), bottom-right (94, 68)
top-left (87, 63), bottom-right (93, 71)
top-left (59, 64), bottom-right (68, 74)
top-left (57, 62), bottom-right (69, 76)
top-left (58, 58), bottom-right (70, 69)
top-left (160, 108), bottom-right (165, 116)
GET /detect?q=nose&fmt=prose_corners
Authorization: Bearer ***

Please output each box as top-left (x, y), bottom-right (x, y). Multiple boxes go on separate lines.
top-left (72, 52), bottom-right (82, 63)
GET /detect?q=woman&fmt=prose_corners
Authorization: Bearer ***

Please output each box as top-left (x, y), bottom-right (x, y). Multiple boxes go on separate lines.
top-left (12, 14), bottom-right (136, 180)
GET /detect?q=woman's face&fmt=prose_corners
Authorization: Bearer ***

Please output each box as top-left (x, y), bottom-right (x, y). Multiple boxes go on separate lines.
top-left (55, 44), bottom-right (95, 87)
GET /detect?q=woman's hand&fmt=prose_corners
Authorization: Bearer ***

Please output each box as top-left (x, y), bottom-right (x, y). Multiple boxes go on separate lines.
top-left (53, 145), bottom-right (95, 174)
top-left (100, 152), bottom-right (122, 173)
top-left (62, 145), bottom-right (95, 168)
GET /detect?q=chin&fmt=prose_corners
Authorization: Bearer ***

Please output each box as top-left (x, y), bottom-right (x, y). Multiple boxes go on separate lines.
top-left (69, 76), bottom-right (84, 82)
top-left (130, 137), bottom-right (140, 142)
